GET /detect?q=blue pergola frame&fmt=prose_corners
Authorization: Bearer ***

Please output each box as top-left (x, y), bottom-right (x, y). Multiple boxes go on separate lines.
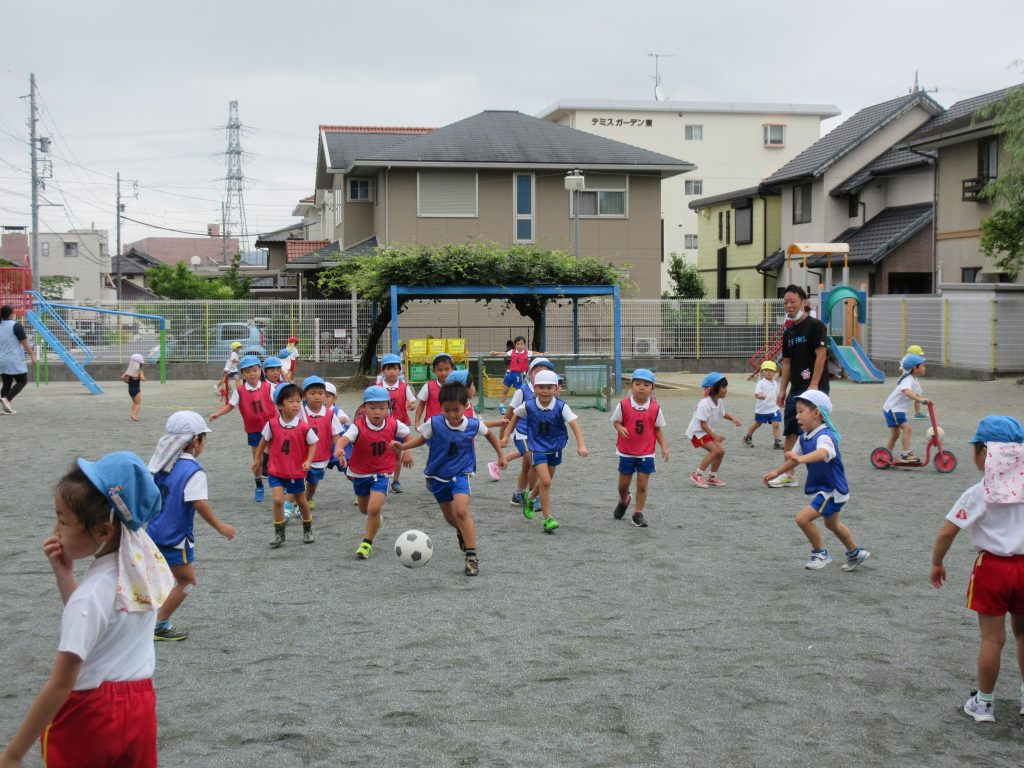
top-left (388, 284), bottom-right (621, 393)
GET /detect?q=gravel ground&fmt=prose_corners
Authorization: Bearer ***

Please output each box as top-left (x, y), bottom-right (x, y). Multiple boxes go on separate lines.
top-left (1, 373), bottom-right (1023, 767)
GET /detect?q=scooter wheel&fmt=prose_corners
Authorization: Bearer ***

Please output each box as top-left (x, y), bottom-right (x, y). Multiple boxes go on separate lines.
top-left (935, 450), bottom-right (957, 474)
top-left (870, 447), bottom-right (892, 469)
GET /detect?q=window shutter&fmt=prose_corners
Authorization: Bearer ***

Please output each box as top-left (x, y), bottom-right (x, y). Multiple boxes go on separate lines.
top-left (418, 172), bottom-right (478, 216)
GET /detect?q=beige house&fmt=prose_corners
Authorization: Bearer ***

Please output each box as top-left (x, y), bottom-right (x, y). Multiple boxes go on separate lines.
top-left (905, 85), bottom-right (1023, 285)
top-left (289, 111), bottom-right (693, 298)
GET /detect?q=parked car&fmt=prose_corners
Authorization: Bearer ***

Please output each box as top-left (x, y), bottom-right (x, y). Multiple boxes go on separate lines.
top-left (145, 322), bottom-right (265, 363)
top-left (72, 320), bottom-right (104, 347)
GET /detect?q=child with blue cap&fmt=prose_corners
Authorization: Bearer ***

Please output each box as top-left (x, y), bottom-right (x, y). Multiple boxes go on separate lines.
top-left (300, 375), bottom-right (346, 510)
top-left (684, 372), bottom-right (742, 488)
top-left (0, 452), bottom-right (173, 767)
top-left (882, 353), bottom-right (930, 463)
top-left (377, 352), bottom-right (414, 491)
top-left (278, 348), bottom-right (295, 383)
top-left (764, 390), bottom-right (870, 572)
top-left (611, 369), bottom-right (669, 527)
top-left (414, 352), bottom-right (456, 428)
top-left (930, 415), bottom-right (1024, 723)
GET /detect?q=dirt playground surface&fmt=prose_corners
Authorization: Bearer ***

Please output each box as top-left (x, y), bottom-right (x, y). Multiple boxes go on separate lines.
top-left (1, 374), bottom-right (1022, 767)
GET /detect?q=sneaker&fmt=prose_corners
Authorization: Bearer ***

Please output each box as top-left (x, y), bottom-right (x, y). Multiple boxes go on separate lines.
top-left (302, 523), bottom-right (315, 544)
top-left (270, 525), bottom-right (286, 549)
top-left (511, 490), bottom-right (524, 505)
top-left (914, 412), bottom-right (928, 419)
top-left (690, 471), bottom-right (709, 489)
top-left (498, 404), bottom-right (507, 416)
top-left (613, 495), bottom-right (631, 520)
top-left (706, 475), bottom-right (727, 487)
top-left (456, 530), bottom-right (466, 552)
top-left (768, 473), bottom-right (800, 488)
top-left (355, 541), bottom-right (373, 559)
top-left (391, 480), bottom-right (403, 493)
top-left (283, 501), bottom-right (297, 520)
top-left (0, 397), bottom-right (14, 414)
top-left (899, 451), bottom-right (920, 463)
top-left (254, 485), bottom-right (265, 503)
top-left (774, 440), bottom-right (784, 450)
top-left (743, 434), bottom-right (753, 447)
top-left (154, 622), bottom-right (188, 642)
top-left (487, 461), bottom-right (502, 481)
top-left (631, 512), bottom-right (648, 528)
top-left (522, 493), bottom-right (536, 521)
top-left (542, 516), bottom-right (559, 533)
top-left (841, 548), bottom-right (871, 572)
top-left (963, 691), bottom-right (995, 722)
top-left (804, 550), bottom-right (831, 570)
top-left (464, 554), bottom-right (480, 576)
top-left (308, 498), bottom-right (316, 510)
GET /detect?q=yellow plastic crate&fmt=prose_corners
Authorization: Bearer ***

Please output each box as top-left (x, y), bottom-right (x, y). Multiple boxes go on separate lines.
top-left (407, 339), bottom-right (428, 363)
top-left (445, 338), bottom-right (466, 357)
top-left (427, 338), bottom-right (448, 357)
top-left (481, 369), bottom-right (505, 397)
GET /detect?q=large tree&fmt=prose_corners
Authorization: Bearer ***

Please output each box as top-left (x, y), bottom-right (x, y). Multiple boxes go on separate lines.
top-left (147, 254), bottom-right (252, 300)
top-left (316, 242), bottom-right (625, 375)
top-left (978, 82), bottom-right (1024, 280)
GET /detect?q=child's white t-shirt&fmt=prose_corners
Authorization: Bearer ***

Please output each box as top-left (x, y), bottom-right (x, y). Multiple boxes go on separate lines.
top-left (754, 379), bottom-right (780, 416)
top-left (224, 350), bottom-right (239, 373)
top-left (685, 396), bottom-right (725, 439)
top-left (946, 481), bottom-right (1024, 556)
top-left (58, 554), bottom-right (157, 690)
top-left (883, 374), bottom-right (922, 414)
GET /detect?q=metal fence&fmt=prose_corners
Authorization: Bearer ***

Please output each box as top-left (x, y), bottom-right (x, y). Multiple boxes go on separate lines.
top-left (26, 295), bottom-right (1024, 374)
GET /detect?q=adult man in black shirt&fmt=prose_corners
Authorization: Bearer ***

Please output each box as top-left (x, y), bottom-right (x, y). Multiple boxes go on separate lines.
top-left (772, 286), bottom-right (830, 485)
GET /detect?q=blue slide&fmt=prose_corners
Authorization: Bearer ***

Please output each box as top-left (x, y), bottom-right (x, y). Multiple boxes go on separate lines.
top-left (829, 338), bottom-right (885, 383)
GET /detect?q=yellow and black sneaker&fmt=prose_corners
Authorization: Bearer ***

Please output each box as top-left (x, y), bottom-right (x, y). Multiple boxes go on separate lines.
top-left (154, 622), bottom-right (187, 642)
top-left (355, 540), bottom-right (373, 559)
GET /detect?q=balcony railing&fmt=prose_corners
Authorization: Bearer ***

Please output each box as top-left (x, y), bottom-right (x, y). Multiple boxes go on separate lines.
top-left (962, 175), bottom-right (993, 202)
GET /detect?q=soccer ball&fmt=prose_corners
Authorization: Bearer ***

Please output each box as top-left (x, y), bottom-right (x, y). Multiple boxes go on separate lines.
top-left (927, 425), bottom-right (945, 442)
top-left (395, 530), bottom-right (432, 568)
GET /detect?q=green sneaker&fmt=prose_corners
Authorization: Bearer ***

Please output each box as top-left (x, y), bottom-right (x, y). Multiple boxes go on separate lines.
top-left (308, 498), bottom-right (316, 511)
top-left (542, 516), bottom-right (559, 533)
top-left (522, 492), bottom-right (536, 520)
top-left (355, 540), bottom-right (373, 559)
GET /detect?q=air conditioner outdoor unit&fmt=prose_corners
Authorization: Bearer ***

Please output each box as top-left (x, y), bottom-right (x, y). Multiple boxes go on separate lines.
top-left (634, 337), bottom-right (659, 356)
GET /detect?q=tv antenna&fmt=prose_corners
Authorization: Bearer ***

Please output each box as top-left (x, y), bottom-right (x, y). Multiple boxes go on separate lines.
top-left (648, 53), bottom-right (675, 101)
top-left (908, 71), bottom-right (938, 94)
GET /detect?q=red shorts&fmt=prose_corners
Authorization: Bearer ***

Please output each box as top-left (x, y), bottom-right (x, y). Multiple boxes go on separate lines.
top-left (966, 551), bottom-right (1024, 615)
top-left (690, 434), bottom-right (714, 449)
top-left (42, 679), bottom-right (157, 768)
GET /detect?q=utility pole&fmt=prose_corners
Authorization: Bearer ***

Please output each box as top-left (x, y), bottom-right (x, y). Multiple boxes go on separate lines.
top-left (116, 172), bottom-right (122, 300)
top-left (29, 74), bottom-right (39, 293)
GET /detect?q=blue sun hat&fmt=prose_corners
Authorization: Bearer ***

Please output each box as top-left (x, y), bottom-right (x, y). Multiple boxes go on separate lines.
top-left (431, 352), bottom-right (454, 367)
top-left (902, 353), bottom-right (926, 371)
top-left (631, 368), bottom-right (656, 385)
top-left (239, 354), bottom-right (261, 371)
top-left (969, 415), bottom-right (1024, 444)
top-left (278, 348), bottom-right (291, 359)
top-left (528, 357), bottom-right (555, 371)
top-left (446, 369), bottom-right (471, 387)
top-left (77, 451), bottom-right (163, 531)
top-left (700, 372), bottom-right (726, 389)
top-left (262, 356), bottom-right (282, 369)
top-left (381, 353), bottom-right (402, 367)
top-left (363, 385), bottom-right (391, 404)
top-left (301, 375), bottom-right (326, 391)
top-left (273, 382), bottom-right (299, 404)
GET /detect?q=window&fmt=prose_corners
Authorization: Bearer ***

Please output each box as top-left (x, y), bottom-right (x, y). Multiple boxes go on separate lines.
top-left (978, 137), bottom-right (998, 180)
top-left (64, 242), bottom-right (78, 257)
top-left (685, 124), bottom-right (703, 141)
top-left (734, 201), bottom-right (752, 245)
top-left (792, 183), bottom-right (812, 224)
top-left (684, 234), bottom-right (698, 249)
top-left (961, 267), bottom-right (981, 284)
top-left (718, 211), bottom-right (723, 241)
top-left (514, 173), bottom-right (534, 243)
top-left (417, 171), bottom-right (478, 217)
top-left (848, 194), bottom-right (860, 219)
top-left (763, 124), bottom-right (786, 146)
top-left (684, 179), bottom-right (703, 195)
top-left (725, 210), bottom-right (731, 245)
top-left (347, 178), bottom-right (373, 202)
top-left (570, 173), bottom-right (627, 218)
top-left (41, 242), bottom-right (49, 257)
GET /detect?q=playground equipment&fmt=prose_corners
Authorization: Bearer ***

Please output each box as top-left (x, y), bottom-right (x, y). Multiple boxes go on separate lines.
top-left (870, 402), bottom-right (957, 473)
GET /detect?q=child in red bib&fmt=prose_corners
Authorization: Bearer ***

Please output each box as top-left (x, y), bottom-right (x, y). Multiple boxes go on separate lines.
top-left (378, 353), bottom-right (415, 493)
top-left (210, 354), bottom-right (275, 502)
top-left (611, 369), bottom-right (669, 527)
top-left (490, 336), bottom-right (541, 414)
top-left (414, 352), bottom-right (455, 427)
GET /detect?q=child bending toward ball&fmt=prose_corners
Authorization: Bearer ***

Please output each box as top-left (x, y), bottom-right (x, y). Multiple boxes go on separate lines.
top-left (0, 452), bottom-right (174, 768)
top-left (763, 390), bottom-right (870, 572)
top-left (684, 372), bottom-right (741, 488)
top-left (611, 368), bottom-right (669, 528)
top-left (396, 381), bottom-right (506, 576)
top-left (930, 415), bottom-right (1024, 723)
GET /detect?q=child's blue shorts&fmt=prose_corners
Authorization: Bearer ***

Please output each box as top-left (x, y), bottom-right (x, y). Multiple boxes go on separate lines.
top-left (247, 431), bottom-right (262, 447)
top-left (618, 456), bottom-right (655, 475)
top-left (503, 370), bottom-right (524, 388)
top-left (810, 492), bottom-right (846, 519)
top-left (755, 411), bottom-right (781, 424)
top-left (268, 474), bottom-right (305, 494)
top-left (428, 475), bottom-right (471, 503)
top-left (513, 435), bottom-right (529, 456)
top-left (532, 449), bottom-right (563, 467)
top-left (306, 466), bottom-right (326, 485)
top-left (352, 474), bottom-right (390, 497)
top-left (158, 540), bottom-right (195, 567)
top-left (884, 410), bottom-right (908, 428)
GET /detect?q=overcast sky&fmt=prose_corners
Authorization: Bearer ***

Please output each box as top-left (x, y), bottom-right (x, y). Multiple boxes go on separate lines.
top-left (1, 0), bottom-right (1022, 253)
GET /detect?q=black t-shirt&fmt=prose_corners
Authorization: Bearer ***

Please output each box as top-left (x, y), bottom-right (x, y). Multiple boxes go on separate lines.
top-left (782, 316), bottom-right (829, 395)
top-left (12, 322), bottom-right (26, 342)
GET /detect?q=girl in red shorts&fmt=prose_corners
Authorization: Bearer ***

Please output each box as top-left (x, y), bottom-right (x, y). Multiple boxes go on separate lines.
top-left (930, 415), bottom-right (1024, 723)
top-left (683, 372), bottom-right (741, 488)
top-left (0, 452), bottom-right (174, 767)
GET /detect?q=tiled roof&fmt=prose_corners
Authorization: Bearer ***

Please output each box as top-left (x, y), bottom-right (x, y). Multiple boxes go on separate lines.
top-left (255, 224), bottom-right (306, 246)
top-left (809, 203), bottom-right (933, 266)
top-left (319, 125), bottom-right (433, 134)
top-left (757, 247), bottom-right (785, 273)
top-left (114, 278), bottom-right (159, 300)
top-left (906, 85), bottom-right (1021, 146)
top-left (763, 93), bottom-right (944, 186)
top-left (283, 237), bottom-right (379, 271)
top-left (688, 185), bottom-right (776, 210)
top-left (322, 130), bottom-right (431, 171)
top-left (830, 146), bottom-right (935, 196)
top-left (285, 240), bottom-right (330, 262)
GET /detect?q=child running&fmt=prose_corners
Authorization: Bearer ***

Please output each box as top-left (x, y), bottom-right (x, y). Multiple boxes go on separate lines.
top-left (882, 352), bottom-right (930, 463)
top-left (611, 368), bottom-right (669, 528)
top-left (685, 372), bottom-right (741, 488)
top-left (335, 386), bottom-right (412, 560)
top-left (252, 383), bottom-right (318, 549)
top-left (277, 348), bottom-right (295, 383)
top-left (396, 380), bottom-right (506, 575)
top-left (763, 390), bottom-right (870, 572)
top-left (299, 376), bottom-right (346, 511)
top-left (413, 352), bottom-right (455, 428)
top-left (930, 415), bottom-right (1024, 723)
top-left (122, 353), bottom-right (146, 421)
top-left (490, 336), bottom-right (540, 415)
top-left (285, 335), bottom-right (300, 378)
top-left (210, 354), bottom-right (275, 502)
top-left (324, 381), bottom-right (350, 474)
top-left (378, 353), bottom-right (415, 492)
top-left (218, 341), bottom-right (242, 401)
top-left (744, 360), bottom-right (783, 450)
top-left (0, 452), bottom-right (174, 768)
top-left (507, 369), bottom-right (588, 533)
top-left (147, 411), bottom-right (236, 641)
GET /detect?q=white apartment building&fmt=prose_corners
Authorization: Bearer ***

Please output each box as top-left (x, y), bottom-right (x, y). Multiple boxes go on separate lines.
top-left (1, 228), bottom-right (112, 301)
top-left (538, 99), bottom-right (839, 290)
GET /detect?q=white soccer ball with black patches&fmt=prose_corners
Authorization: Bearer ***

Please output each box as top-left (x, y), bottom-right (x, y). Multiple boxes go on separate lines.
top-left (395, 529), bottom-right (433, 568)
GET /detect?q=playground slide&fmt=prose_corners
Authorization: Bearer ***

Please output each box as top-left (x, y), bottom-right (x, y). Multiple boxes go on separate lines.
top-left (829, 338), bottom-right (885, 383)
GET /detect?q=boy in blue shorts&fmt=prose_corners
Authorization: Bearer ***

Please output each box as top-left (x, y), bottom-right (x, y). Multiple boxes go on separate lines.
top-left (301, 376), bottom-right (346, 511)
top-left (490, 336), bottom-right (541, 415)
top-left (611, 369), bottom-right (669, 527)
top-left (763, 390), bottom-right (870, 571)
top-left (507, 369), bottom-right (589, 533)
top-left (210, 354), bottom-right (275, 501)
top-left (396, 380), bottom-right (505, 575)
top-left (147, 411), bottom-right (236, 640)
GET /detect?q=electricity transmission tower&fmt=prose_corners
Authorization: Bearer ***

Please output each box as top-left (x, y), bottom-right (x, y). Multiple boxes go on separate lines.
top-left (221, 100), bottom-right (249, 263)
